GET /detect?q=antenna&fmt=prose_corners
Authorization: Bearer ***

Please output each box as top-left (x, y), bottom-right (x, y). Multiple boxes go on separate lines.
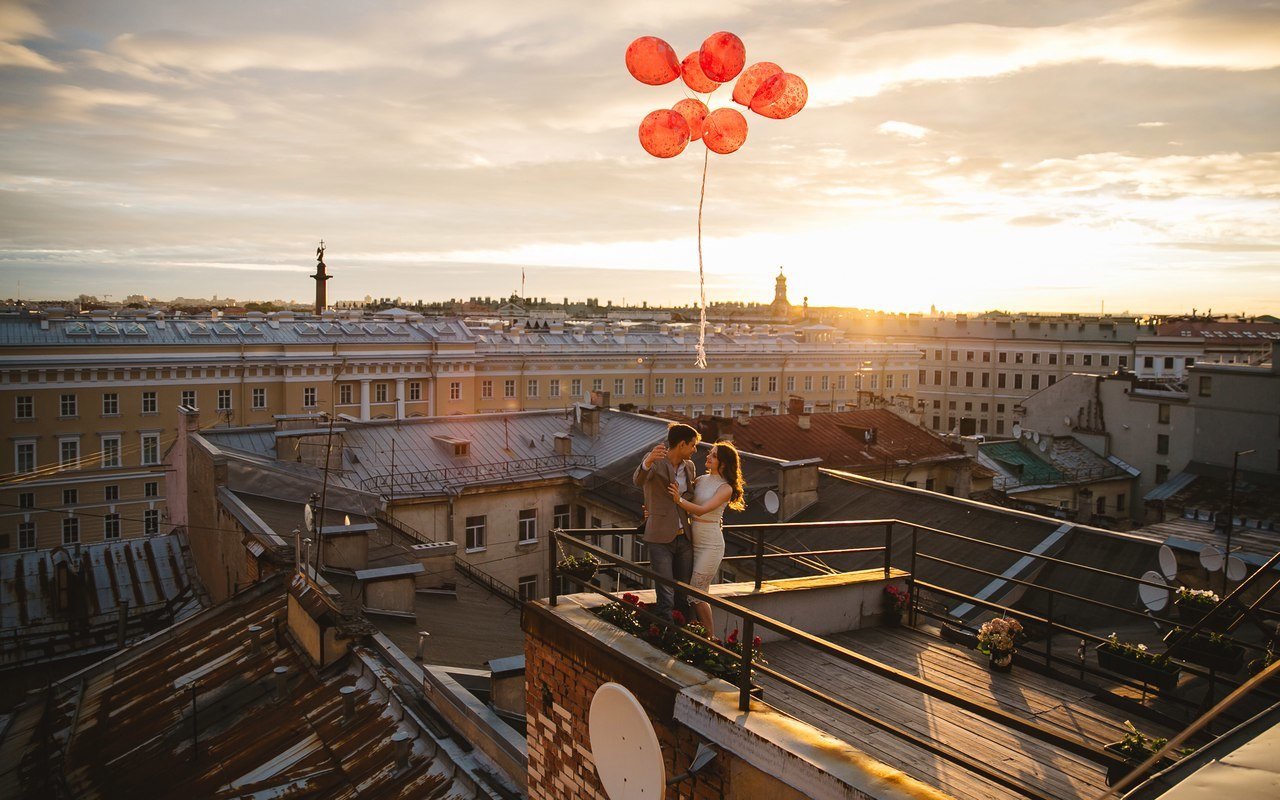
top-left (1138, 571), bottom-right (1169, 612)
top-left (1157, 544), bottom-right (1177, 581)
top-left (589, 682), bottom-right (665, 799)
top-left (1199, 544), bottom-right (1224, 573)
top-left (763, 490), bottom-right (780, 516)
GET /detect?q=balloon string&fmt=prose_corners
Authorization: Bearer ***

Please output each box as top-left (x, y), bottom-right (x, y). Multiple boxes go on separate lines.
top-left (695, 144), bottom-right (709, 370)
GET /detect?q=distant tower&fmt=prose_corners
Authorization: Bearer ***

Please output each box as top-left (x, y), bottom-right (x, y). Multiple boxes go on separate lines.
top-left (312, 240), bottom-right (330, 315)
top-left (771, 267), bottom-right (791, 320)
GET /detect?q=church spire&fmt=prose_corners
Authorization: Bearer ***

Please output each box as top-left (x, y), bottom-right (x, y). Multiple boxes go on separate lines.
top-left (312, 240), bottom-right (331, 315)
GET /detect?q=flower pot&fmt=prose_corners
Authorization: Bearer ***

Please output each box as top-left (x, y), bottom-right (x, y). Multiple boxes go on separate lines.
top-left (1174, 600), bottom-right (1211, 624)
top-left (883, 608), bottom-right (901, 628)
top-left (988, 649), bottom-right (1014, 672)
top-left (1098, 647), bottom-right (1180, 693)
top-left (1103, 742), bottom-right (1177, 787)
top-left (561, 566), bottom-right (597, 584)
top-left (1163, 631), bottom-right (1245, 673)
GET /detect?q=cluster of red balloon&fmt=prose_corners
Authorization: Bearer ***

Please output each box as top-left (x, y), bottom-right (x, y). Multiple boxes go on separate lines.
top-left (626, 32), bottom-right (807, 158)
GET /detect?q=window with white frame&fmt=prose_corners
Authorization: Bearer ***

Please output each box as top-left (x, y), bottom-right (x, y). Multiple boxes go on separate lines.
top-left (409, 381), bottom-right (422, 401)
top-left (786, 376), bottom-right (795, 392)
top-left (15, 395), bottom-right (33, 419)
top-left (693, 377), bottom-right (703, 394)
top-left (60, 393), bottom-right (77, 417)
top-left (518, 508), bottom-right (537, 543)
top-left (62, 488), bottom-right (77, 505)
top-left (104, 484), bottom-right (118, 501)
top-left (181, 389), bottom-right (196, 408)
top-left (252, 387), bottom-right (266, 409)
top-left (526, 379), bottom-right (539, 398)
top-left (750, 376), bottom-right (760, 393)
top-left (375, 383), bottom-right (388, 403)
top-left (15, 441), bottom-right (35, 473)
top-left (732, 377), bottom-right (742, 392)
top-left (465, 515), bottom-right (486, 550)
top-left (614, 378), bottom-right (624, 395)
top-left (104, 513), bottom-right (120, 539)
top-left (18, 522), bottom-right (36, 550)
top-left (634, 378), bottom-right (644, 395)
top-left (518, 575), bottom-right (538, 602)
top-left (303, 387), bottom-right (317, 407)
top-left (592, 378), bottom-right (603, 392)
top-left (101, 436), bottom-right (121, 468)
top-left (674, 378), bottom-right (684, 395)
top-left (141, 433), bottom-right (160, 465)
top-left (571, 378), bottom-right (582, 397)
top-left (449, 381), bottom-right (461, 400)
top-left (59, 438), bottom-right (79, 467)
top-left (837, 375), bottom-right (846, 390)
top-left (217, 389), bottom-right (232, 411)
top-left (549, 379), bottom-right (560, 398)
top-left (553, 504), bottom-right (571, 530)
top-left (654, 378), bottom-right (665, 395)
top-left (803, 376), bottom-right (812, 391)
top-left (713, 377), bottom-right (723, 393)
top-left (902, 373), bottom-right (910, 389)
top-left (144, 509), bottom-right (159, 535)
top-left (820, 375), bottom-right (829, 391)
top-left (504, 379), bottom-right (516, 398)
top-left (768, 376), bottom-right (777, 393)
top-left (142, 391), bottom-right (158, 414)
top-left (885, 374), bottom-right (894, 390)
top-left (481, 379), bottom-right (494, 399)
top-left (144, 481), bottom-right (159, 498)
top-left (62, 517), bottom-right (80, 545)
top-left (19, 492), bottom-right (33, 508)
top-left (339, 383), bottom-right (353, 404)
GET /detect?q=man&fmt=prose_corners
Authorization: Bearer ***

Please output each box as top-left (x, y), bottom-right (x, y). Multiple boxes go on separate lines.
top-left (633, 423), bottom-right (700, 620)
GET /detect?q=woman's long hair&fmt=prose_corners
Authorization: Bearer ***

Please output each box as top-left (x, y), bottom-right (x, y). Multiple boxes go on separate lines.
top-left (713, 441), bottom-right (746, 511)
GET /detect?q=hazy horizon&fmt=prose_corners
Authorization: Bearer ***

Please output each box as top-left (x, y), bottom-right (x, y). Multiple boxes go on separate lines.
top-left (2, 1), bottom-right (1277, 314)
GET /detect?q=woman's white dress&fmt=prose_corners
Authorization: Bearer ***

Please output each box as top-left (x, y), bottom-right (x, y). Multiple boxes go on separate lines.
top-left (689, 474), bottom-right (728, 594)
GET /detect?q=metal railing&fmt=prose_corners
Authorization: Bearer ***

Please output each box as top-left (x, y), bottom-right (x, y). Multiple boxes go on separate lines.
top-left (455, 558), bottom-right (521, 609)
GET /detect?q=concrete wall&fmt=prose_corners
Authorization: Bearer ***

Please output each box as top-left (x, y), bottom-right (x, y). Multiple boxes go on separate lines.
top-left (323, 532), bottom-right (369, 571)
top-left (1189, 363), bottom-right (1280, 475)
top-left (1100, 379), bottom-right (1194, 510)
top-left (364, 577), bottom-right (416, 617)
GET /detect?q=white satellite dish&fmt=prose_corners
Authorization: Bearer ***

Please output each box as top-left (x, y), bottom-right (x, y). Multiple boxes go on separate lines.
top-left (1138, 571), bottom-right (1169, 612)
top-left (1199, 545), bottom-right (1224, 573)
top-left (303, 504), bottom-right (314, 532)
top-left (1157, 545), bottom-right (1178, 580)
top-left (763, 490), bottom-right (780, 516)
top-left (589, 682), bottom-right (665, 799)
top-left (1226, 556), bottom-right (1247, 582)
top-left (1031, 431), bottom-right (1040, 444)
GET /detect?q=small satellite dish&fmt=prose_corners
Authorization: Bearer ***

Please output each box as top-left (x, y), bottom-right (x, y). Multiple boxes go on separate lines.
top-left (1158, 545), bottom-right (1178, 580)
top-left (763, 490), bottom-right (780, 516)
top-left (1226, 556), bottom-right (1246, 582)
top-left (1012, 422), bottom-right (1022, 438)
top-left (1138, 571), bottom-right (1169, 612)
top-left (589, 682), bottom-right (665, 799)
top-left (1031, 431), bottom-right (1040, 444)
top-left (303, 504), bottom-right (314, 532)
top-left (1039, 437), bottom-right (1050, 453)
top-left (1063, 416), bottom-right (1073, 428)
top-left (1199, 545), bottom-right (1224, 573)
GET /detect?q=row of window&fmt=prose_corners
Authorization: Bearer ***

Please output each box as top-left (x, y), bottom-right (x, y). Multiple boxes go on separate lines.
top-left (923, 370), bottom-right (1059, 391)
top-left (473, 373), bottom-right (904, 401)
top-left (11, 510), bottom-right (160, 549)
top-left (13, 434), bottom-right (162, 473)
top-left (14, 482), bottom-right (160, 510)
top-left (334, 381), bottom-right (424, 405)
top-left (463, 504), bottom-right (577, 551)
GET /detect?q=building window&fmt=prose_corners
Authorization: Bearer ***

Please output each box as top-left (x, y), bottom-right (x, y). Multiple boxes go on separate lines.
top-left (592, 379), bottom-right (603, 392)
top-left (145, 481), bottom-right (159, 498)
top-left (1119, 356), bottom-right (1128, 368)
top-left (1198, 376), bottom-right (1211, 397)
top-left (996, 420), bottom-right (1005, 434)
top-left (1158, 404), bottom-right (1170, 424)
top-left (1096, 495), bottom-right (1106, 515)
top-left (15, 442), bottom-right (35, 473)
top-left (614, 378), bottom-right (625, 396)
top-left (62, 518), bottom-right (80, 545)
top-left (1048, 375), bottom-right (1057, 386)
top-left (572, 379), bottom-right (583, 397)
top-left (934, 349), bottom-right (942, 360)
top-left (16, 395), bottom-right (33, 419)
top-left (144, 509), bottom-right (159, 535)
top-left (142, 391), bottom-right (158, 414)
top-left (59, 439), bottom-right (79, 467)
top-left (965, 372), bottom-right (974, 388)
top-left (249, 387), bottom-right (264, 409)
top-left (1117, 493), bottom-right (1126, 513)
top-left (375, 383), bottom-right (388, 403)
top-left (181, 389), bottom-right (197, 408)
top-left (550, 379), bottom-right (561, 398)
top-left (465, 515), bottom-right (486, 551)
top-left (1031, 353), bottom-right (1040, 365)
top-left (727, 377), bottom-right (738, 393)
top-left (141, 433), bottom-right (160, 466)
top-left (339, 384), bottom-right (353, 404)
top-left (949, 371), bottom-right (957, 387)
top-left (481, 380), bottom-right (494, 399)
top-left (1031, 374), bottom-right (1040, 390)
top-left (750, 376), bottom-right (761, 393)
top-left (693, 378), bottom-right (703, 394)
top-left (966, 351), bottom-right (975, 362)
top-left (1083, 354), bottom-right (1093, 366)
top-left (20, 492), bottom-right (34, 508)
top-left (886, 374), bottom-right (894, 390)
top-left (409, 381), bottom-right (421, 401)
top-left (216, 389), bottom-right (232, 411)
top-left (18, 522), bottom-right (35, 550)
top-left (104, 485), bottom-right (118, 501)
top-left (1157, 434), bottom-right (1170, 455)
top-left (674, 378), bottom-right (684, 395)
top-left (635, 378), bottom-right (645, 395)
top-left (820, 375), bottom-right (829, 391)
top-left (449, 381), bottom-right (462, 400)
top-left (837, 375), bottom-right (846, 390)
top-left (1143, 356), bottom-right (1154, 369)
top-left (1066, 354), bottom-right (1075, 366)
top-left (714, 377), bottom-right (724, 393)
top-left (1015, 353), bottom-right (1024, 364)
top-left (62, 488), bottom-right (78, 506)
top-left (1184, 357), bottom-right (1195, 368)
top-left (102, 436), bottom-right (121, 468)
top-left (518, 575), bottom-right (538, 602)
top-left (997, 373), bottom-right (1007, 389)
top-left (654, 378), bottom-right (665, 395)
top-left (1101, 355), bottom-right (1110, 367)
top-left (1048, 353), bottom-right (1057, 365)
top-left (518, 508), bottom-right (538, 543)
top-left (1014, 374), bottom-right (1024, 390)
top-left (1164, 356), bottom-right (1174, 369)
top-left (104, 513), bottom-right (121, 540)
top-left (60, 393), bottom-right (77, 417)
top-left (1156, 464), bottom-right (1170, 484)
top-left (802, 376), bottom-right (812, 391)
top-left (303, 387), bottom-right (317, 407)
top-left (504, 379), bottom-right (516, 398)
top-left (527, 379), bottom-right (539, 398)
top-left (553, 504), bottom-right (571, 530)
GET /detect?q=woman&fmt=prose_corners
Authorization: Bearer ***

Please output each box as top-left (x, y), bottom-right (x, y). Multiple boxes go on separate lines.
top-left (667, 441), bottom-right (746, 634)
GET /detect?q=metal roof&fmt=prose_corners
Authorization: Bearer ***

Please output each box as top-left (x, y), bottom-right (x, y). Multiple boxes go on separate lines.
top-left (0, 315), bottom-right (468, 347)
top-left (1144, 470), bottom-right (1199, 501)
top-left (981, 441), bottom-right (1065, 485)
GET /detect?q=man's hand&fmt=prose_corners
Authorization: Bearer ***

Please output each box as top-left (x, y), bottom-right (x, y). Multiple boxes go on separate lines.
top-left (643, 443), bottom-right (667, 468)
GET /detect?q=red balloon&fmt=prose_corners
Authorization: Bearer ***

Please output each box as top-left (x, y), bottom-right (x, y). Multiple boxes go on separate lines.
top-left (672, 98), bottom-right (709, 141)
top-left (732, 61), bottom-right (783, 107)
top-left (681, 51), bottom-right (720, 94)
top-left (698, 31), bottom-right (745, 83)
top-left (625, 36), bottom-right (680, 85)
top-left (750, 72), bottom-right (808, 119)
top-left (638, 109), bottom-right (690, 158)
top-left (702, 107), bottom-right (747, 154)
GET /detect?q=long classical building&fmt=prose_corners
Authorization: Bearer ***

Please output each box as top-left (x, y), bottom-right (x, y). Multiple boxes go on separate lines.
top-left (0, 308), bottom-right (920, 552)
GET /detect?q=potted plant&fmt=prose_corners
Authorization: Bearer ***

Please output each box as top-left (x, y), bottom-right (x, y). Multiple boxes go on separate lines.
top-left (1103, 721), bottom-right (1179, 786)
top-left (556, 552), bottom-right (600, 583)
top-left (883, 584), bottom-right (910, 627)
top-left (1173, 587), bottom-right (1219, 623)
top-left (1163, 627), bottom-right (1245, 673)
top-left (976, 616), bottom-right (1024, 672)
top-left (1247, 645), bottom-right (1276, 676)
top-left (1097, 633), bottom-right (1180, 692)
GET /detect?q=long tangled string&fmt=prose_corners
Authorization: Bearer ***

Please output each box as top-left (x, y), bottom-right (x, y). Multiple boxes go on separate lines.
top-left (695, 145), bottom-right (710, 369)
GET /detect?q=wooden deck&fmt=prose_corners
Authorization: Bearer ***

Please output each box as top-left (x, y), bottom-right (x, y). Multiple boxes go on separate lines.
top-left (757, 626), bottom-right (1179, 800)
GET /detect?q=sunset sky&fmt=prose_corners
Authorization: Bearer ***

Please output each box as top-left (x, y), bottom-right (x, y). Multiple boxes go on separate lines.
top-left (1, 0), bottom-right (1277, 313)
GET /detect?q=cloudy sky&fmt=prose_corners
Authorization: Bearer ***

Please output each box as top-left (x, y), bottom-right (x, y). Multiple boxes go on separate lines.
top-left (1, 0), bottom-right (1277, 313)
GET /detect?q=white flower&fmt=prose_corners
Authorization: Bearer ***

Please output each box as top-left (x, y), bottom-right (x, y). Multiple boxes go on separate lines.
top-left (1137, 644), bottom-right (1148, 651)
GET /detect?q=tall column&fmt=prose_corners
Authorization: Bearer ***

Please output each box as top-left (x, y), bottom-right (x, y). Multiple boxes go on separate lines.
top-left (359, 379), bottom-right (371, 421)
top-left (395, 378), bottom-right (406, 419)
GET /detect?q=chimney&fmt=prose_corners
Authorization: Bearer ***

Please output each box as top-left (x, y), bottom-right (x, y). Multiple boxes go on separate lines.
top-left (778, 458), bottom-right (821, 521)
top-left (797, 413), bottom-right (811, 431)
top-left (580, 405), bottom-right (601, 438)
top-left (391, 731), bottom-right (413, 771)
top-left (155, 311), bottom-right (165, 330)
top-left (340, 685), bottom-right (358, 724)
top-left (553, 433), bottom-right (572, 456)
top-left (590, 389), bottom-right (611, 409)
top-left (735, 410), bottom-right (750, 426)
top-left (787, 395), bottom-right (805, 415)
top-left (39, 315), bottom-right (49, 331)
top-left (273, 666), bottom-right (290, 700)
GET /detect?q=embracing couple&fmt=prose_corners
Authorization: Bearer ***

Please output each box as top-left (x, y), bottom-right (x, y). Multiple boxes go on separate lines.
top-left (633, 423), bottom-right (745, 633)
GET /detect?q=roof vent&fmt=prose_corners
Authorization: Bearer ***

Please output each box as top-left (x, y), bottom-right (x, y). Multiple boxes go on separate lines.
top-left (391, 730), bottom-right (413, 771)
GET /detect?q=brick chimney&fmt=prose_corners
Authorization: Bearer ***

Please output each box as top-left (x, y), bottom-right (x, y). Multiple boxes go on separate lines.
top-left (579, 405), bottom-right (601, 438)
top-left (797, 413), bottom-right (811, 431)
top-left (787, 395), bottom-right (805, 415)
top-left (553, 433), bottom-right (572, 456)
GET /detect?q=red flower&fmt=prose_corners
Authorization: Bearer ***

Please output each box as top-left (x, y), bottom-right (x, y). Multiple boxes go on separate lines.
top-left (752, 636), bottom-right (762, 648)
top-left (648, 624), bottom-right (661, 637)
top-left (726, 628), bottom-right (739, 645)
top-left (671, 610), bottom-right (686, 626)
top-left (622, 593), bottom-right (640, 605)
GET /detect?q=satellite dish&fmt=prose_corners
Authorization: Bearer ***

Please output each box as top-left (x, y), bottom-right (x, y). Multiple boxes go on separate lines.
top-left (303, 504), bottom-right (314, 532)
top-left (589, 683), bottom-right (665, 799)
top-left (763, 490), bottom-right (780, 515)
top-left (1063, 416), bottom-right (1073, 428)
top-left (1011, 422), bottom-right (1022, 438)
top-left (1138, 571), bottom-right (1169, 612)
top-left (1157, 545), bottom-right (1178, 580)
top-left (1226, 556), bottom-right (1247, 582)
top-left (1031, 431), bottom-right (1040, 444)
top-left (1039, 437), bottom-right (1050, 452)
top-left (1199, 545), bottom-right (1224, 573)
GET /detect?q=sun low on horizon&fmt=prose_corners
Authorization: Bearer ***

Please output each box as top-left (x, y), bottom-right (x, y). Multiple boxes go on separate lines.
top-left (0, 1), bottom-right (1277, 314)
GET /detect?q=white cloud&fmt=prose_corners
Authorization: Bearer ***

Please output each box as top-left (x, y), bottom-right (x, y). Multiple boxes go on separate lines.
top-left (877, 120), bottom-right (932, 139)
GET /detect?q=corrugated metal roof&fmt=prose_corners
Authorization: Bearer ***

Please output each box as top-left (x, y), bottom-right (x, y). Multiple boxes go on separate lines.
top-left (981, 441), bottom-right (1064, 485)
top-left (1144, 470), bottom-right (1198, 501)
top-left (0, 316), bottom-right (457, 347)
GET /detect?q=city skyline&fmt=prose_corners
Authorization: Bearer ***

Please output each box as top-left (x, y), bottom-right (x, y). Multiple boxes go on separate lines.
top-left (1, 1), bottom-right (1278, 313)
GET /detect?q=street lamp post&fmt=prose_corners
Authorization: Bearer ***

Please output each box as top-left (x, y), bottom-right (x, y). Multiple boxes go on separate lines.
top-left (1224, 448), bottom-right (1254, 594)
